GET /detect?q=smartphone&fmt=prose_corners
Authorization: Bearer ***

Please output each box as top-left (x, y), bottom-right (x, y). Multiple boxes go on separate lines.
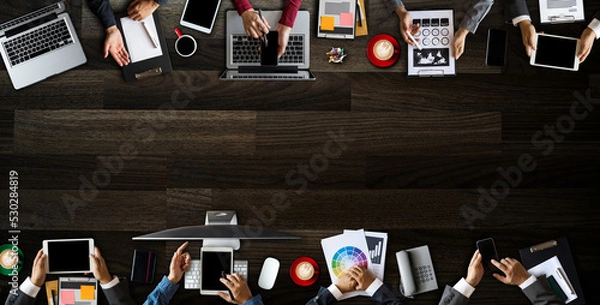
top-left (261, 31), bottom-right (279, 66)
top-left (180, 0), bottom-right (222, 34)
top-left (476, 238), bottom-right (499, 271)
top-left (486, 29), bottom-right (507, 66)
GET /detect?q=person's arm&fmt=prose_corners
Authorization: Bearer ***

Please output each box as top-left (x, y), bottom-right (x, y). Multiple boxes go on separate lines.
top-left (89, 247), bottom-right (136, 305)
top-left (370, 283), bottom-right (404, 305)
top-left (305, 287), bottom-right (338, 305)
top-left (5, 250), bottom-right (46, 305)
top-left (127, 0), bottom-right (166, 21)
top-left (454, 0), bottom-right (494, 59)
top-left (383, 0), bottom-right (404, 13)
top-left (280, 0), bottom-right (302, 28)
top-left (504, 0), bottom-right (536, 56)
top-left (491, 258), bottom-right (564, 305)
top-left (141, 276), bottom-right (179, 305)
top-left (438, 250), bottom-right (484, 305)
top-left (578, 11), bottom-right (600, 62)
top-left (86, 0), bottom-right (116, 29)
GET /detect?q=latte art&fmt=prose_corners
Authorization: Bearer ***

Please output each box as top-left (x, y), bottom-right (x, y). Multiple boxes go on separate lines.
top-left (373, 40), bottom-right (395, 60)
top-left (295, 262), bottom-right (315, 280)
top-left (0, 250), bottom-right (18, 269)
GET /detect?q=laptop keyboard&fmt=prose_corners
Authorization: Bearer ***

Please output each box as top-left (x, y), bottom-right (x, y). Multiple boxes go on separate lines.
top-left (0, 2), bottom-right (60, 31)
top-left (3, 18), bottom-right (73, 67)
top-left (232, 34), bottom-right (305, 64)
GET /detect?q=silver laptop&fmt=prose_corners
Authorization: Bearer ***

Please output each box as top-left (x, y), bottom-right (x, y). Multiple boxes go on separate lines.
top-left (0, 1), bottom-right (86, 90)
top-left (220, 10), bottom-right (315, 81)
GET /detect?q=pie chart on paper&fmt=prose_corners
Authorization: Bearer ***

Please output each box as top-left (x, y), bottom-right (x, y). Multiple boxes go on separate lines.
top-left (331, 246), bottom-right (369, 278)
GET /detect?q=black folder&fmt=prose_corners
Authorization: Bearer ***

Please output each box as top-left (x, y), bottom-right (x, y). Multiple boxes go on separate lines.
top-left (116, 13), bottom-right (172, 82)
top-left (519, 236), bottom-right (585, 305)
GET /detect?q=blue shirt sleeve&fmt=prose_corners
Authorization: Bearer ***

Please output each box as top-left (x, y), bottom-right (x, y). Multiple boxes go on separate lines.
top-left (242, 295), bottom-right (264, 305)
top-left (143, 276), bottom-right (179, 305)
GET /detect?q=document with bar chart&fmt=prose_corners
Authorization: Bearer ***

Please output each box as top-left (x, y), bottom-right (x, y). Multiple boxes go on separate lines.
top-left (344, 230), bottom-right (388, 279)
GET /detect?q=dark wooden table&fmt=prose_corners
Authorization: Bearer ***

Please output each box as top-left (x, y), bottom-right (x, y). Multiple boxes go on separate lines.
top-left (1, 0), bottom-right (599, 304)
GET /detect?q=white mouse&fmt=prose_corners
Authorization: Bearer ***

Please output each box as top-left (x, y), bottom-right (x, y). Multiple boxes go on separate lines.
top-left (258, 257), bottom-right (280, 290)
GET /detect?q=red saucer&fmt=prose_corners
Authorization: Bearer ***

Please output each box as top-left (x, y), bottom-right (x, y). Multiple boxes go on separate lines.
top-left (367, 34), bottom-right (400, 68)
top-left (290, 256), bottom-right (319, 286)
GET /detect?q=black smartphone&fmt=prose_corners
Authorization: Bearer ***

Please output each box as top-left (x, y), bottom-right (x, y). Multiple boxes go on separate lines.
top-left (476, 238), bottom-right (499, 271)
top-left (261, 31), bottom-right (279, 66)
top-left (486, 29), bottom-right (507, 66)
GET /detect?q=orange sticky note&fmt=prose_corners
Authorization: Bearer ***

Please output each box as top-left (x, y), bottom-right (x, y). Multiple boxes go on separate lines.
top-left (320, 16), bottom-right (335, 31)
top-left (80, 286), bottom-right (95, 300)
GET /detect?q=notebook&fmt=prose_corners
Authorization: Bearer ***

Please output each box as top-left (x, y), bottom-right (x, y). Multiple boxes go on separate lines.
top-left (318, 0), bottom-right (356, 39)
top-left (0, 1), bottom-right (86, 90)
top-left (220, 10), bottom-right (315, 81)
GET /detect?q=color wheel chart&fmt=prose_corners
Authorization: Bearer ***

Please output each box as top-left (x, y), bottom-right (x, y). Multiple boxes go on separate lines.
top-left (331, 246), bottom-right (369, 278)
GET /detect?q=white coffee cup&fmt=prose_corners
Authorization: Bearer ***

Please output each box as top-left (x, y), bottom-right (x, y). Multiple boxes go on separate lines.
top-left (373, 39), bottom-right (396, 61)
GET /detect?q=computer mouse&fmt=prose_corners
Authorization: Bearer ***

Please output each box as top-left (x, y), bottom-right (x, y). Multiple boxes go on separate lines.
top-left (258, 257), bottom-right (280, 290)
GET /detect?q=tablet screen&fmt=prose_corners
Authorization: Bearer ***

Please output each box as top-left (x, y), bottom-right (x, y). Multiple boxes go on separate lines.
top-left (534, 35), bottom-right (577, 69)
top-left (47, 240), bottom-right (91, 272)
top-left (182, 0), bottom-right (220, 29)
top-left (201, 251), bottom-right (232, 290)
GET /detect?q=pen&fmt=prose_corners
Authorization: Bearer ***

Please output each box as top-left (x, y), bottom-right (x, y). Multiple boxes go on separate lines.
top-left (556, 268), bottom-right (575, 295)
top-left (142, 21), bottom-right (159, 48)
top-left (356, 1), bottom-right (363, 27)
top-left (258, 9), bottom-right (268, 47)
top-left (407, 32), bottom-right (422, 50)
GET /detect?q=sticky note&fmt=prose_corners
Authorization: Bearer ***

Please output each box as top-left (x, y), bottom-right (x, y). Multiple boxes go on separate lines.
top-left (320, 16), bottom-right (335, 31)
top-left (80, 285), bottom-right (95, 300)
top-left (340, 12), bottom-right (354, 26)
top-left (60, 290), bottom-right (75, 305)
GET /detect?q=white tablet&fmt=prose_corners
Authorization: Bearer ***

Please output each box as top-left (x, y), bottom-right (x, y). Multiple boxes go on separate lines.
top-left (42, 238), bottom-right (94, 274)
top-left (530, 33), bottom-right (580, 71)
top-left (200, 247), bottom-right (233, 295)
top-left (180, 0), bottom-right (222, 34)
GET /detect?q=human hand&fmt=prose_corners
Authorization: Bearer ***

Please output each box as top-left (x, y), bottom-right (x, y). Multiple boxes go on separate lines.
top-left (465, 250), bottom-right (484, 287)
top-left (518, 20), bottom-right (537, 57)
top-left (335, 273), bottom-right (357, 293)
top-left (30, 249), bottom-right (47, 287)
top-left (218, 273), bottom-right (253, 304)
top-left (453, 28), bottom-right (469, 59)
top-left (241, 9), bottom-right (270, 39)
top-left (104, 26), bottom-right (129, 66)
top-left (347, 265), bottom-right (375, 291)
top-left (127, 0), bottom-right (159, 21)
top-left (90, 247), bottom-right (112, 285)
top-left (276, 24), bottom-right (292, 58)
top-left (396, 7), bottom-right (420, 46)
top-left (491, 257), bottom-right (530, 286)
top-left (578, 27), bottom-right (596, 63)
top-left (167, 241), bottom-right (191, 284)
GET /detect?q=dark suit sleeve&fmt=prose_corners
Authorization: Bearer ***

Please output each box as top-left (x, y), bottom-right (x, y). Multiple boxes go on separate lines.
top-left (86, 0), bottom-right (168, 29)
top-left (504, 0), bottom-right (530, 19)
top-left (521, 277), bottom-right (565, 305)
top-left (371, 284), bottom-right (405, 305)
top-left (438, 285), bottom-right (470, 305)
top-left (102, 281), bottom-right (137, 305)
top-left (594, 11), bottom-right (600, 21)
top-left (5, 291), bottom-right (36, 305)
top-left (305, 287), bottom-right (337, 305)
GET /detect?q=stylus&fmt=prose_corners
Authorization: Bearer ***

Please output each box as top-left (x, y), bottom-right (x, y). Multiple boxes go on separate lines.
top-left (142, 21), bottom-right (159, 48)
top-left (258, 9), bottom-right (268, 47)
top-left (407, 33), bottom-right (422, 50)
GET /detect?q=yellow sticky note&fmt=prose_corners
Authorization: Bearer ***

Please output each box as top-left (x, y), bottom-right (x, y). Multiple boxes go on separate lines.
top-left (80, 285), bottom-right (95, 300)
top-left (321, 16), bottom-right (335, 31)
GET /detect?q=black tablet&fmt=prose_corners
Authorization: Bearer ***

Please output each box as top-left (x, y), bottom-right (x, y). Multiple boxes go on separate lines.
top-left (43, 238), bottom-right (94, 274)
top-left (530, 33), bottom-right (580, 71)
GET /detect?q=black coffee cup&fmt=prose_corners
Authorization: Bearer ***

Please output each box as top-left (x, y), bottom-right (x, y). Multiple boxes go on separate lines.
top-left (174, 28), bottom-right (197, 58)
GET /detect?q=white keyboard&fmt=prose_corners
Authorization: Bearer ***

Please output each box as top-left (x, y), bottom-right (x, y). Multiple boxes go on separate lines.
top-left (184, 259), bottom-right (248, 290)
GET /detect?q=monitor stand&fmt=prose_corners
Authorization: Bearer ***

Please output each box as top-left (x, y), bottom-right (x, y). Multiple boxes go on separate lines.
top-left (202, 210), bottom-right (241, 250)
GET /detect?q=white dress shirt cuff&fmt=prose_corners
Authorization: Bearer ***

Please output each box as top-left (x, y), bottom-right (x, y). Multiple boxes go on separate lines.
top-left (588, 18), bottom-right (600, 39)
top-left (452, 278), bottom-right (476, 298)
top-left (19, 277), bottom-right (41, 298)
top-left (512, 15), bottom-right (531, 26)
top-left (519, 275), bottom-right (537, 290)
top-left (100, 276), bottom-right (120, 290)
top-left (365, 278), bottom-right (384, 297)
top-left (327, 283), bottom-right (344, 300)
